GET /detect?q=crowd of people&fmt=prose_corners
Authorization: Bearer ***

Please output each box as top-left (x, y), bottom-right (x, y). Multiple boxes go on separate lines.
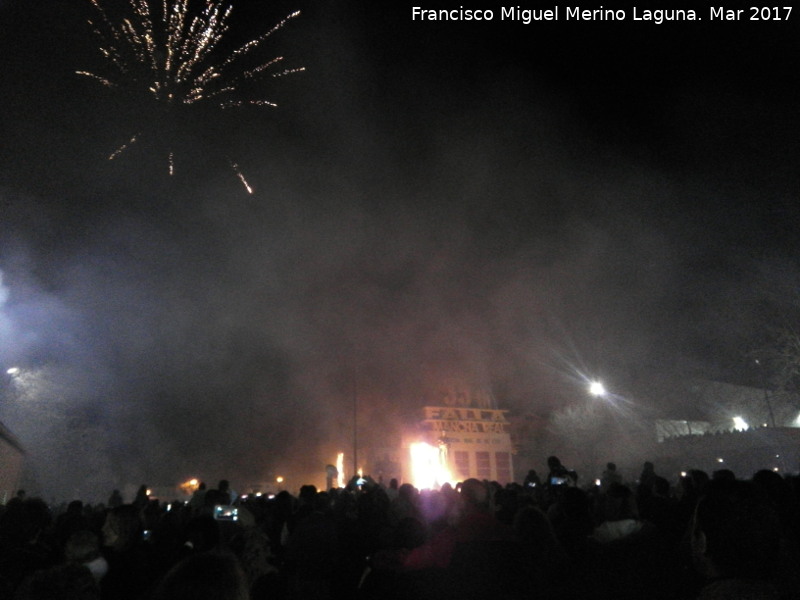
top-left (1, 458), bottom-right (799, 600)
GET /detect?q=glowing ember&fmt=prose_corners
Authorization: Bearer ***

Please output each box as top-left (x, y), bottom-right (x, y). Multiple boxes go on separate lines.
top-left (409, 442), bottom-right (454, 490)
top-left (178, 478), bottom-right (200, 494)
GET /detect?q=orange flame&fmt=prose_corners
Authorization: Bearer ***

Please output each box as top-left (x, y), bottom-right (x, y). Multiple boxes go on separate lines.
top-left (410, 442), bottom-right (455, 490)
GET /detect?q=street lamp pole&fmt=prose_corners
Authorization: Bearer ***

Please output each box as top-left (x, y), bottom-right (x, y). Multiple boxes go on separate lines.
top-left (352, 364), bottom-right (358, 479)
top-left (755, 359), bottom-right (777, 427)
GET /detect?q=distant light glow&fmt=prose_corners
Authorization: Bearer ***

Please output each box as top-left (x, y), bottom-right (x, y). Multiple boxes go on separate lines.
top-left (6, 367), bottom-right (20, 376)
top-left (716, 458), bottom-right (724, 463)
top-left (336, 452), bottom-right (345, 488)
top-left (179, 478), bottom-right (200, 494)
top-left (276, 476), bottom-right (284, 483)
top-left (588, 381), bottom-right (606, 397)
top-left (733, 416), bottom-right (749, 431)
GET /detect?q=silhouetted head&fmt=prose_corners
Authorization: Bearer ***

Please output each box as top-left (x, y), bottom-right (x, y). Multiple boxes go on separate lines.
top-left (101, 504), bottom-right (142, 551)
top-left (298, 484), bottom-right (317, 505)
top-left (652, 476), bottom-right (670, 497)
top-left (712, 469), bottom-right (736, 482)
top-left (679, 469), bottom-right (710, 502)
top-left (398, 483), bottom-right (417, 501)
top-left (691, 479), bottom-right (780, 580)
top-left (0, 497), bottom-right (52, 545)
top-left (460, 478), bottom-right (489, 512)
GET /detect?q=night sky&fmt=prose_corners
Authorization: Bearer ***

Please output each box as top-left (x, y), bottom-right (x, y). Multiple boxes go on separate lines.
top-left (1, 0), bottom-right (799, 501)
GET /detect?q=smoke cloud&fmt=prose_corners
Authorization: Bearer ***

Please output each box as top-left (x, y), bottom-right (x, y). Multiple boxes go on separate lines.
top-left (0, 1), bottom-right (798, 500)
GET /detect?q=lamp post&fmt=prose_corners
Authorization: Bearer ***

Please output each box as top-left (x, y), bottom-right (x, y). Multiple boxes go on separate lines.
top-left (755, 359), bottom-right (777, 428)
top-left (352, 364), bottom-right (358, 479)
top-left (584, 379), bottom-right (607, 477)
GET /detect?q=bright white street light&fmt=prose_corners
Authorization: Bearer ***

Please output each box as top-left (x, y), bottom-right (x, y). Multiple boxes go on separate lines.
top-left (733, 416), bottom-right (749, 431)
top-left (588, 381), bottom-right (606, 397)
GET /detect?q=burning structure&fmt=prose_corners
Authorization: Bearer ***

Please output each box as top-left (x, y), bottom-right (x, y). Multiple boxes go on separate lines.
top-left (414, 404), bottom-right (514, 484)
top-left (341, 382), bottom-right (515, 489)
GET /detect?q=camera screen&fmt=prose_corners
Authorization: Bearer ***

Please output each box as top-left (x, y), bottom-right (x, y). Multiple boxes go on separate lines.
top-left (213, 505), bottom-right (239, 521)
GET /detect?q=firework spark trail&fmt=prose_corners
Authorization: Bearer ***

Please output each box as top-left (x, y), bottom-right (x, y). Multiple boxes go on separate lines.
top-left (86, 0), bottom-right (130, 77)
top-left (109, 134), bottom-right (140, 160)
top-left (79, 0), bottom-right (303, 193)
top-left (220, 99), bottom-right (277, 109)
top-left (229, 160), bottom-right (252, 194)
top-left (75, 71), bottom-right (114, 87)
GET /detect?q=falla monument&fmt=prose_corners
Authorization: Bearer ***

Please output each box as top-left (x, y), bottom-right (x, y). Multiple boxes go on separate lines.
top-left (416, 379), bottom-right (515, 484)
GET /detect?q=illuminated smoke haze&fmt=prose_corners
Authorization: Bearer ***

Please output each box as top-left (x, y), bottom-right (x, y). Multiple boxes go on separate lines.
top-left (1, 1), bottom-right (799, 500)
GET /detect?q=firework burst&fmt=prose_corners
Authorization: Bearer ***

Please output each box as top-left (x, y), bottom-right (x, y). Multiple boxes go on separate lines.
top-left (78, 0), bottom-right (303, 192)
